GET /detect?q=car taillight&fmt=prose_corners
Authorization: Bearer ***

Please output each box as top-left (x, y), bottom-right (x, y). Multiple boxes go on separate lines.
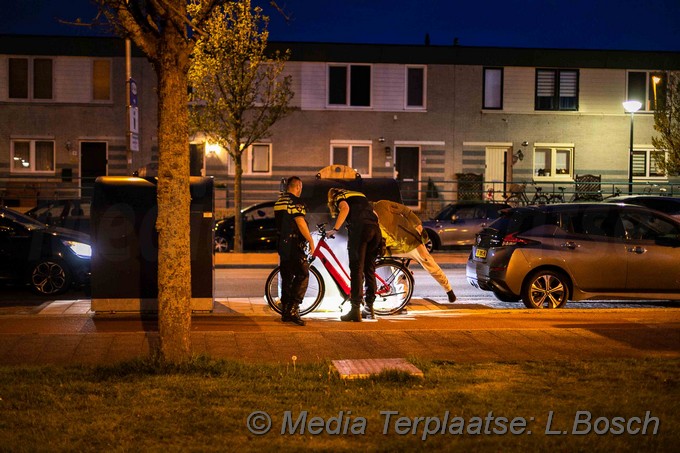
top-left (502, 232), bottom-right (539, 246)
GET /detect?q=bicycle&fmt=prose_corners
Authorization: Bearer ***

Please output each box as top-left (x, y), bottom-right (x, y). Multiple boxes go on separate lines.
top-left (264, 223), bottom-right (414, 317)
top-left (504, 182), bottom-right (549, 208)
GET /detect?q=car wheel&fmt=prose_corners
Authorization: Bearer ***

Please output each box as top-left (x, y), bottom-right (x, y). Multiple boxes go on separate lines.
top-left (521, 269), bottom-right (569, 309)
top-left (424, 229), bottom-right (439, 251)
top-left (492, 290), bottom-right (521, 302)
top-left (29, 259), bottom-right (72, 295)
top-left (214, 236), bottom-right (231, 253)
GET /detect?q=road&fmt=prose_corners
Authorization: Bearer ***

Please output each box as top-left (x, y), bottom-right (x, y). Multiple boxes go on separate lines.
top-left (217, 267), bottom-right (679, 310)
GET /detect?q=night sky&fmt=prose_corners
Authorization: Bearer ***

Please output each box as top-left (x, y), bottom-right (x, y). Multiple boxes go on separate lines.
top-left (2, 0), bottom-right (680, 51)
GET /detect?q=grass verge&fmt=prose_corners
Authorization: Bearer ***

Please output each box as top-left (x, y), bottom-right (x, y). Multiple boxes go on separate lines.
top-left (0, 357), bottom-right (677, 452)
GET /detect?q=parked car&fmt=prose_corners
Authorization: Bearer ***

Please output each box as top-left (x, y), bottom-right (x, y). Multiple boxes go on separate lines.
top-left (603, 195), bottom-right (680, 220)
top-left (25, 199), bottom-right (91, 234)
top-left (214, 201), bottom-right (277, 252)
top-left (423, 201), bottom-right (510, 249)
top-left (467, 203), bottom-right (680, 308)
top-left (0, 207), bottom-right (91, 295)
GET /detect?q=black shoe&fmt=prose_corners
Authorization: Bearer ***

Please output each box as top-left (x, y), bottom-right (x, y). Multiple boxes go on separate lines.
top-left (288, 305), bottom-right (306, 326)
top-left (446, 290), bottom-right (457, 303)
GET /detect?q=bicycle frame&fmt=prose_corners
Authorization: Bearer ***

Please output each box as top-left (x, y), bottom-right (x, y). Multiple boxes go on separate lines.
top-left (310, 230), bottom-right (401, 300)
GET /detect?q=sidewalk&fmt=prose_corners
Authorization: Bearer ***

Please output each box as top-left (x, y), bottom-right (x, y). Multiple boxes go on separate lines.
top-left (0, 251), bottom-right (678, 367)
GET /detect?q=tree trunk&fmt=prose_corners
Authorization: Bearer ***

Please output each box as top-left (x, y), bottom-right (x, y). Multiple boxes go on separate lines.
top-left (155, 35), bottom-right (192, 363)
top-left (233, 149), bottom-right (244, 252)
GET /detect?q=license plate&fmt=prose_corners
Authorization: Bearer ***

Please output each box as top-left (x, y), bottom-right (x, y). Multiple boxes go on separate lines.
top-left (475, 248), bottom-right (487, 259)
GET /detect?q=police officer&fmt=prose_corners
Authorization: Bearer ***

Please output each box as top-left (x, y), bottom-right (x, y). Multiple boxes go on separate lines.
top-left (275, 176), bottom-right (315, 325)
top-left (327, 188), bottom-right (382, 321)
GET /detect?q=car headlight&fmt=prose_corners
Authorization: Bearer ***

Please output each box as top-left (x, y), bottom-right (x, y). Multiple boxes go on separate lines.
top-left (63, 240), bottom-right (92, 258)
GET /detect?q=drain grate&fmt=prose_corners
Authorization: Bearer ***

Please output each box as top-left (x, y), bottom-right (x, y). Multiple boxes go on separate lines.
top-left (332, 358), bottom-right (424, 380)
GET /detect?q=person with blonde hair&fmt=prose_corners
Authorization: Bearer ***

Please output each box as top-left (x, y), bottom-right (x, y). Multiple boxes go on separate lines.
top-left (327, 188), bottom-right (382, 321)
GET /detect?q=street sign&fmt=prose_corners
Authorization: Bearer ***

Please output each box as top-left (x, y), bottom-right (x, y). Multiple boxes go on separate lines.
top-left (129, 106), bottom-right (139, 133)
top-left (129, 78), bottom-right (138, 107)
top-left (129, 132), bottom-right (139, 152)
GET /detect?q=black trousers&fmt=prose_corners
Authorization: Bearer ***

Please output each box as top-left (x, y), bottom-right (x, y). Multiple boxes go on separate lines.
top-left (279, 238), bottom-right (309, 306)
top-left (347, 223), bottom-right (381, 304)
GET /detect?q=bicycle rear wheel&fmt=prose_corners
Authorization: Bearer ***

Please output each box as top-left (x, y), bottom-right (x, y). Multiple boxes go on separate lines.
top-left (264, 265), bottom-right (325, 316)
top-left (372, 260), bottom-right (414, 315)
top-left (505, 195), bottom-right (523, 208)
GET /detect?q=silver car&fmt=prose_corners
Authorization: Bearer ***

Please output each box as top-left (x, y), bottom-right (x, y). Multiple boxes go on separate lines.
top-left (423, 201), bottom-right (510, 249)
top-left (466, 203), bottom-right (680, 308)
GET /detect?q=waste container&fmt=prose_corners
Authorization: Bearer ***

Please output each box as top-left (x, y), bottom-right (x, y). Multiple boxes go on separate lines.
top-left (90, 176), bottom-right (214, 313)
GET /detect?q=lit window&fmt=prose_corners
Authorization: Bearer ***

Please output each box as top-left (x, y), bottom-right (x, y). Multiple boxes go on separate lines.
top-left (11, 140), bottom-right (55, 173)
top-left (533, 147), bottom-right (573, 179)
top-left (328, 64), bottom-right (371, 107)
top-left (483, 67), bottom-right (503, 109)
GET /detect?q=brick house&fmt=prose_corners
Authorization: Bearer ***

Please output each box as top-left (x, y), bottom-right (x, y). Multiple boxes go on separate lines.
top-left (2, 35), bottom-right (679, 214)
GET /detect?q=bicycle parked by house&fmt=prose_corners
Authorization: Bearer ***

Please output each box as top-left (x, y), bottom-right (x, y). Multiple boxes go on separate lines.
top-left (264, 223), bottom-right (414, 317)
top-left (504, 182), bottom-right (550, 207)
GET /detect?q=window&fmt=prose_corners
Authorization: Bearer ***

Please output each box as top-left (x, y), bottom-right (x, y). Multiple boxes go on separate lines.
top-left (627, 71), bottom-right (666, 111)
top-left (406, 66), bottom-right (425, 108)
top-left (483, 67), bottom-right (503, 109)
top-left (11, 140), bottom-right (55, 173)
top-left (535, 69), bottom-right (578, 111)
top-left (226, 144), bottom-right (271, 175)
top-left (331, 143), bottom-right (371, 176)
top-left (328, 64), bottom-right (371, 107)
top-left (8, 58), bottom-right (52, 100)
top-left (632, 149), bottom-right (666, 178)
top-left (533, 146), bottom-right (573, 179)
top-left (251, 144), bottom-right (270, 173)
top-left (93, 60), bottom-right (111, 101)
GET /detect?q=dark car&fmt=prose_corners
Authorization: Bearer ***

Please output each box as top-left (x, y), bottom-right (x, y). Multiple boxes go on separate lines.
top-left (422, 201), bottom-right (510, 249)
top-left (467, 203), bottom-right (680, 308)
top-left (0, 207), bottom-right (91, 295)
top-left (603, 195), bottom-right (680, 220)
top-left (214, 201), bottom-right (277, 252)
top-left (25, 199), bottom-right (91, 234)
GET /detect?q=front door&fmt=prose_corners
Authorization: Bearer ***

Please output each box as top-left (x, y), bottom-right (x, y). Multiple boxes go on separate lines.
top-left (485, 147), bottom-right (507, 201)
top-left (395, 146), bottom-right (420, 207)
top-left (80, 142), bottom-right (107, 200)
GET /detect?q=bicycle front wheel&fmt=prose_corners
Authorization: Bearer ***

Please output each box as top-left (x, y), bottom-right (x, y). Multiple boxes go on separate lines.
top-left (264, 265), bottom-right (325, 316)
top-left (532, 195), bottom-right (550, 206)
top-left (372, 260), bottom-right (414, 315)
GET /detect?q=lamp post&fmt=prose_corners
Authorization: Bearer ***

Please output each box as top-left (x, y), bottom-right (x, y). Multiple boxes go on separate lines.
top-left (623, 100), bottom-right (642, 194)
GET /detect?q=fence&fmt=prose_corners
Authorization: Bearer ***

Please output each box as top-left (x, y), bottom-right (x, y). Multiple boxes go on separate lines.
top-left (3, 174), bottom-right (680, 217)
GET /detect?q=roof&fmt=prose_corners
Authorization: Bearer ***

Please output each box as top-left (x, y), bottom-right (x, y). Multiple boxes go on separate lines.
top-left (2, 34), bottom-right (680, 70)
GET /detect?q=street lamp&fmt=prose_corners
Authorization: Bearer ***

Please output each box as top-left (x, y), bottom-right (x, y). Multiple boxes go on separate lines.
top-left (623, 100), bottom-right (642, 194)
